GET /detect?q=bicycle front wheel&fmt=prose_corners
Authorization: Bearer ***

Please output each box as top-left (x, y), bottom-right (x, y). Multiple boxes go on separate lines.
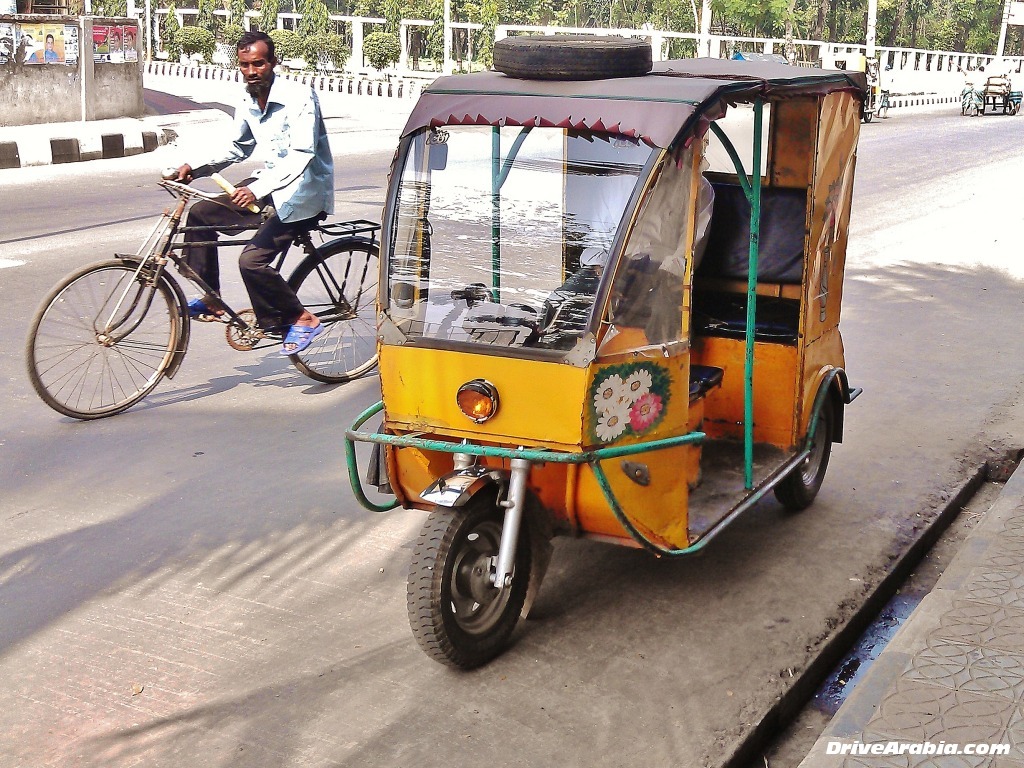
top-left (288, 237), bottom-right (379, 384)
top-left (26, 260), bottom-right (181, 419)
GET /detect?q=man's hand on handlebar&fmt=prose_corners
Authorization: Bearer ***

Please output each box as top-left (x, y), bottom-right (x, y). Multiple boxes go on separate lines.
top-left (230, 186), bottom-right (257, 210)
top-left (169, 163), bottom-right (194, 183)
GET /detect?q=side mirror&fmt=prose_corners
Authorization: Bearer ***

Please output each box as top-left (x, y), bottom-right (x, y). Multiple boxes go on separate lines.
top-left (428, 142), bottom-right (448, 172)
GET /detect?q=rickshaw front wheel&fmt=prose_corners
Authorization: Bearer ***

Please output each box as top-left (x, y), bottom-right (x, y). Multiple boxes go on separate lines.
top-left (774, 400), bottom-right (834, 511)
top-left (407, 496), bottom-right (532, 669)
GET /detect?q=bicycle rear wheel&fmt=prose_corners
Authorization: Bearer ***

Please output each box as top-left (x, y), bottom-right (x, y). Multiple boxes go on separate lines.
top-left (288, 237), bottom-right (379, 383)
top-left (26, 259), bottom-right (181, 419)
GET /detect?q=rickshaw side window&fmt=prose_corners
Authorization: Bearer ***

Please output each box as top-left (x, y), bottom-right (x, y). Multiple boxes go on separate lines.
top-left (599, 145), bottom-right (698, 355)
top-left (385, 126), bottom-right (654, 355)
top-left (704, 104), bottom-right (771, 176)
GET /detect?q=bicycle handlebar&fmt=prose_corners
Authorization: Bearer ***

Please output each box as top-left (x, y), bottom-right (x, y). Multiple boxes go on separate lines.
top-left (158, 177), bottom-right (226, 202)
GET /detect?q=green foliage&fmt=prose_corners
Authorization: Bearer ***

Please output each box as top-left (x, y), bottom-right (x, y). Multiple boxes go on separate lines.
top-left (92, 0), bottom-right (128, 16)
top-left (300, 32), bottom-right (350, 70)
top-left (269, 27), bottom-right (301, 58)
top-left (162, 2), bottom-right (182, 60)
top-left (195, 0), bottom-right (219, 34)
top-left (298, 0), bottom-right (331, 38)
top-left (363, 29), bottom-right (400, 70)
top-left (178, 25), bottom-right (216, 61)
top-left (220, 22), bottom-right (246, 63)
top-left (258, 0), bottom-right (280, 34)
top-left (229, 0), bottom-right (248, 26)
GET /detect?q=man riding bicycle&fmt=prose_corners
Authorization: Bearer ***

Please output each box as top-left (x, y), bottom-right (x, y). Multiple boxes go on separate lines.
top-left (173, 30), bottom-right (334, 355)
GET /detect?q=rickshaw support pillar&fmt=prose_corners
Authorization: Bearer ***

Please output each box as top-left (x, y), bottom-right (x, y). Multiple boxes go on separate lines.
top-left (494, 457), bottom-right (531, 588)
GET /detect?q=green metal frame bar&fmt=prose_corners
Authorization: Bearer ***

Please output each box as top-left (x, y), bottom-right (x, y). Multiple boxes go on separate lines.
top-left (708, 100), bottom-right (764, 490)
top-left (489, 126), bottom-right (534, 302)
top-left (491, 127), bottom-right (501, 301)
top-left (344, 399), bottom-right (705, 511)
top-left (344, 377), bottom-right (835, 556)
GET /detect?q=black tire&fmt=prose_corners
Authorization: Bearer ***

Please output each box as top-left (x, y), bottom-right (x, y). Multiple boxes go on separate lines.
top-left (407, 495), bottom-right (532, 669)
top-left (863, 109), bottom-right (873, 123)
top-left (287, 237), bottom-right (379, 384)
top-left (26, 260), bottom-right (181, 419)
top-left (774, 397), bottom-right (834, 511)
top-left (492, 34), bottom-right (652, 81)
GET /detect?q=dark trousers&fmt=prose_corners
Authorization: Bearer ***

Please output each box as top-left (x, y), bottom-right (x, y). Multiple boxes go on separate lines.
top-left (183, 186), bottom-right (319, 330)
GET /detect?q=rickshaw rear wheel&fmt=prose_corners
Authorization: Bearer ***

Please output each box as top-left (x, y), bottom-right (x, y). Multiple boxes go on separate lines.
top-left (407, 496), bottom-right (532, 668)
top-left (774, 399), bottom-right (834, 511)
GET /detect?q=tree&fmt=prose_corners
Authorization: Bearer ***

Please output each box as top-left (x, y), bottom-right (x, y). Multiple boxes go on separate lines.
top-left (229, 0), bottom-right (248, 27)
top-left (298, 0), bottom-right (330, 38)
top-left (196, 0), bottom-right (219, 34)
top-left (178, 25), bottom-right (216, 60)
top-left (258, 0), bottom-right (280, 33)
top-left (162, 1), bottom-right (182, 60)
top-left (269, 27), bottom-right (301, 57)
top-left (363, 29), bottom-right (400, 69)
top-left (300, 32), bottom-right (349, 69)
top-left (92, 0), bottom-right (127, 15)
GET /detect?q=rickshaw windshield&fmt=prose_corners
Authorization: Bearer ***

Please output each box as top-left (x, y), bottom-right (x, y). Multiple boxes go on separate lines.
top-left (385, 125), bottom-right (656, 355)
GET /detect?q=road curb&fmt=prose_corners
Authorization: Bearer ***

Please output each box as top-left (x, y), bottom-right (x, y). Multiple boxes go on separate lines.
top-left (719, 464), bottom-right (989, 768)
top-left (0, 124), bottom-right (167, 170)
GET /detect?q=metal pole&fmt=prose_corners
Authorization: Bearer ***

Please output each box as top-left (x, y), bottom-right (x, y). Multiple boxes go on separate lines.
top-left (996, 0), bottom-right (1010, 57)
top-left (743, 99), bottom-right (764, 491)
top-left (866, 0), bottom-right (877, 58)
top-left (700, 0), bottom-right (712, 57)
top-left (491, 127), bottom-right (501, 301)
top-left (443, 0), bottom-right (453, 74)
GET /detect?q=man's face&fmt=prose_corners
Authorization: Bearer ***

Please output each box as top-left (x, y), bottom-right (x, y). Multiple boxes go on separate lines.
top-left (239, 42), bottom-right (276, 96)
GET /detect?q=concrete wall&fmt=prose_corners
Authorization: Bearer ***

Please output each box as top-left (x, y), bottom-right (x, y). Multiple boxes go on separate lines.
top-left (0, 14), bottom-right (142, 127)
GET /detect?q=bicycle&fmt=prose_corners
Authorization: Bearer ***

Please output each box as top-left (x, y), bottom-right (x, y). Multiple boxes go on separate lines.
top-left (26, 178), bottom-right (381, 420)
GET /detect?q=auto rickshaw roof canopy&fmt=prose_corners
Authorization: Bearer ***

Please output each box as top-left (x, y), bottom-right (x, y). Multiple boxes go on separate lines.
top-left (403, 57), bottom-right (868, 149)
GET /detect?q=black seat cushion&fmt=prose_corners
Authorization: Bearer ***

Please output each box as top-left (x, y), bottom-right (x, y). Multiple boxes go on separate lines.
top-left (699, 183), bottom-right (807, 284)
top-left (690, 365), bottom-right (724, 398)
top-left (693, 291), bottom-right (799, 344)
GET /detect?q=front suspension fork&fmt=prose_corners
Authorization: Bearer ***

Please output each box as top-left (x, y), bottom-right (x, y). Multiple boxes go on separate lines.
top-left (493, 457), bottom-right (531, 589)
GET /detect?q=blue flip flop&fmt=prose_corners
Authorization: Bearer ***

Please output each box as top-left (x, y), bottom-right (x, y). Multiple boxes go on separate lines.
top-left (187, 297), bottom-right (225, 322)
top-left (281, 323), bottom-right (324, 355)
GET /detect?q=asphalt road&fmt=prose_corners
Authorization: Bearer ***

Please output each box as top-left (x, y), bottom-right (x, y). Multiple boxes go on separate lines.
top-left (2, 103), bottom-right (1024, 768)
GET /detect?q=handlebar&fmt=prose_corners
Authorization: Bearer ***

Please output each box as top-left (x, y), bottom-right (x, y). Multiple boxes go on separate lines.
top-left (158, 172), bottom-right (259, 213)
top-left (157, 177), bottom-right (226, 202)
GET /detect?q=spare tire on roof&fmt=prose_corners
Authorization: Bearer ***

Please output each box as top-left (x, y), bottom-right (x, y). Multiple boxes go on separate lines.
top-left (493, 34), bottom-right (653, 81)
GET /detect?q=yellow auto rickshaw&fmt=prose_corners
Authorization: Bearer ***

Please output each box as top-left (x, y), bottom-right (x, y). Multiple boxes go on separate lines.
top-left (346, 37), bottom-right (867, 668)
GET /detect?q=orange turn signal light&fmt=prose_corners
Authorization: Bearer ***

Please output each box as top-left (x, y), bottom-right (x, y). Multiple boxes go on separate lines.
top-left (456, 379), bottom-right (499, 423)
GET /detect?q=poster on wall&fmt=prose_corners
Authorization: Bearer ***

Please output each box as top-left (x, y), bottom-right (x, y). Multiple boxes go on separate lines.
top-left (0, 23), bottom-right (15, 65)
top-left (121, 25), bottom-right (137, 62)
top-left (0, 0), bottom-right (15, 14)
top-left (20, 22), bottom-right (67, 64)
top-left (63, 24), bottom-right (79, 65)
top-left (107, 24), bottom-right (124, 63)
top-left (93, 24), bottom-right (109, 63)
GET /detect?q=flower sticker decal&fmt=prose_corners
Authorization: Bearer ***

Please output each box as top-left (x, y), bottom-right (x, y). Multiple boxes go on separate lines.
top-left (596, 401), bottom-right (630, 442)
top-left (588, 363), bottom-right (671, 443)
top-left (593, 373), bottom-right (628, 415)
top-left (629, 392), bottom-right (663, 432)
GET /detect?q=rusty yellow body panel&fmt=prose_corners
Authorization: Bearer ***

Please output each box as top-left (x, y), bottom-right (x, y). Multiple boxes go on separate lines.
top-left (691, 336), bottom-right (799, 448)
top-left (382, 343), bottom-right (700, 548)
top-left (380, 346), bottom-right (589, 450)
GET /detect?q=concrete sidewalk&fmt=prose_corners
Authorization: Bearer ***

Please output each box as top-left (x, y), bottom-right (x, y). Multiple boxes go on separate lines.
top-left (0, 71), bottom-right (416, 169)
top-left (799, 462), bottom-right (1024, 767)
